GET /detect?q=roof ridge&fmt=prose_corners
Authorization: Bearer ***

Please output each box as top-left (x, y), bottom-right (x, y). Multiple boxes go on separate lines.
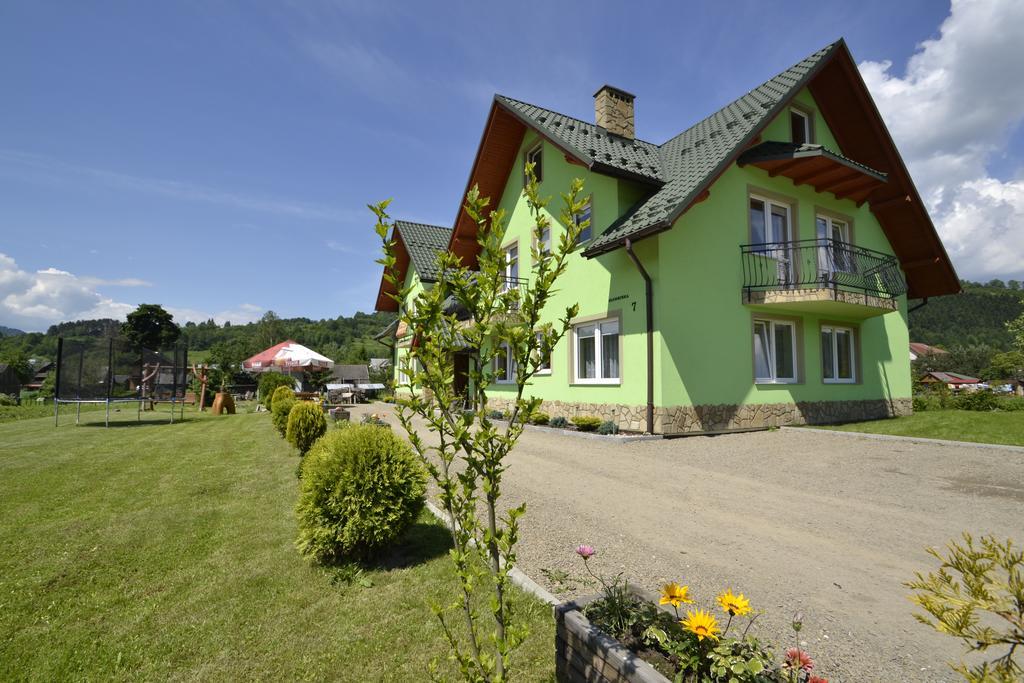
top-left (394, 219), bottom-right (452, 232)
top-left (494, 94), bottom-right (661, 148)
top-left (659, 39), bottom-right (843, 151)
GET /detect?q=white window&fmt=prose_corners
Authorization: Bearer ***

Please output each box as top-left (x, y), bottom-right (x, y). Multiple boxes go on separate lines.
top-left (573, 318), bottom-right (619, 384)
top-left (493, 343), bottom-right (516, 384)
top-left (821, 326), bottom-right (856, 383)
top-left (525, 143), bottom-right (543, 183)
top-left (749, 195), bottom-right (794, 285)
top-left (502, 244), bottom-right (519, 291)
top-left (396, 357), bottom-right (414, 386)
top-left (753, 319), bottom-right (797, 384)
top-left (538, 226), bottom-right (551, 254)
top-left (576, 197), bottom-right (593, 244)
top-left (535, 332), bottom-right (551, 375)
top-left (816, 215), bottom-right (853, 276)
top-left (790, 109), bottom-right (811, 145)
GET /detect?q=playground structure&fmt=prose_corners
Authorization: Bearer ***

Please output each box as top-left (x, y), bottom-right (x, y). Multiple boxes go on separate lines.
top-left (54, 337), bottom-right (190, 427)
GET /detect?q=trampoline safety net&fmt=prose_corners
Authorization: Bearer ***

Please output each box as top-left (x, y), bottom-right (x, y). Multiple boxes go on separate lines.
top-left (56, 337), bottom-right (189, 403)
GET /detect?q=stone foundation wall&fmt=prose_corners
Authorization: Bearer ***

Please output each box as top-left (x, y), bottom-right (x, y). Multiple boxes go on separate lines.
top-left (486, 396), bottom-right (912, 435)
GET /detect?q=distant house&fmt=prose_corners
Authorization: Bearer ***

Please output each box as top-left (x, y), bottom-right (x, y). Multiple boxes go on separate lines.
top-left (331, 365), bottom-right (370, 386)
top-left (909, 342), bottom-right (948, 361)
top-left (369, 357), bottom-right (391, 372)
top-left (0, 363), bottom-right (21, 396)
top-left (22, 361), bottom-right (53, 391)
top-left (920, 371), bottom-right (979, 391)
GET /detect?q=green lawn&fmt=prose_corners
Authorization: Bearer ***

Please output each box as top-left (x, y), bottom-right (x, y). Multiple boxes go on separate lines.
top-left (816, 409), bottom-right (1024, 447)
top-left (0, 410), bottom-right (554, 681)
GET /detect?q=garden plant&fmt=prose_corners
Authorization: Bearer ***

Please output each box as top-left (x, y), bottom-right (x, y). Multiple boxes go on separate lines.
top-left (286, 401), bottom-right (328, 456)
top-left (295, 424), bottom-right (426, 563)
top-left (372, 163), bottom-right (585, 681)
top-left (270, 386), bottom-right (296, 437)
top-left (573, 546), bottom-right (830, 682)
top-left (907, 533), bottom-right (1023, 682)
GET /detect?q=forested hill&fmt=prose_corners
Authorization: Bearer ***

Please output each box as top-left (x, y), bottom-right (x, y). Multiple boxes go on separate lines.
top-left (0, 325), bottom-right (25, 337)
top-left (909, 280), bottom-right (1024, 350)
top-left (0, 311), bottom-right (396, 365)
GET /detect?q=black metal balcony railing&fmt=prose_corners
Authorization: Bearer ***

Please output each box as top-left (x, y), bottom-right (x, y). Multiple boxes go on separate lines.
top-left (499, 275), bottom-right (529, 310)
top-left (740, 238), bottom-right (907, 300)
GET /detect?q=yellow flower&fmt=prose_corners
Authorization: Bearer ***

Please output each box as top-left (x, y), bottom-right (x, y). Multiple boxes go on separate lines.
top-left (682, 609), bottom-right (721, 642)
top-left (716, 589), bottom-right (752, 616)
top-left (659, 582), bottom-right (694, 608)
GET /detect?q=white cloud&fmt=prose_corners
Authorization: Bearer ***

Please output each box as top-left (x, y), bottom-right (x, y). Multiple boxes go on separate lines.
top-left (0, 252), bottom-right (263, 331)
top-left (858, 0), bottom-right (1024, 282)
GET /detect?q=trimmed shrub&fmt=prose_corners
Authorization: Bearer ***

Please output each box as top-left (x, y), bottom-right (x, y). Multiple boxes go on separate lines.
top-left (571, 416), bottom-right (602, 432)
top-left (296, 425), bottom-right (426, 563)
top-left (597, 420), bottom-right (619, 435)
top-left (268, 385), bottom-right (295, 413)
top-left (272, 395), bottom-right (297, 437)
top-left (954, 390), bottom-right (999, 412)
top-left (488, 409), bottom-right (504, 420)
top-left (0, 394), bottom-right (16, 406)
top-left (286, 401), bottom-right (328, 456)
top-left (529, 411), bottom-right (550, 425)
top-left (1000, 396), bottom-right (1024, 411)
top-left (912, 395), bottom-right (932, 412)
top-left (260, 373), bottom-right (295, 409)
top-left (549, 416), bottom-right (568, 428)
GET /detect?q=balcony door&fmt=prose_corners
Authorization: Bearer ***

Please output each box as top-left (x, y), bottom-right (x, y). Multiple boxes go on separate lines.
top-left (750, 196), bottom-right (794, 286)
top-left (816, 215), bottom-right (852, 282)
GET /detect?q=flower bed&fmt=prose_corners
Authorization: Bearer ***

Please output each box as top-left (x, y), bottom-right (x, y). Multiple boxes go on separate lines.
top-left (555, 545), bottom-right (829, 682)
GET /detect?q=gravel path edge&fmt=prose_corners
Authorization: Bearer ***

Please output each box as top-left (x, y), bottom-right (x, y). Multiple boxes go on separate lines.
top-left (423, 499), bottom-right (560, 607)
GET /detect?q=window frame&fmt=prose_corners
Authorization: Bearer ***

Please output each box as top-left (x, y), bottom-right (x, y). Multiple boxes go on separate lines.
top-left (502, 240), bottom-right (520, 291)
top-left (575, 195), bottom-right (594, 245)
top-left (570, 315), bottom-right (621, 385)
top-left (493, 342), bottom-right (516, 385)
top-left (790, 108), bottom-right (812, 145)
top-left (534, 331), bottom-right (552, 376)
top-left (752, 317), bottom-right (799, 385)
top-left (821, 324), bottom-right (857, 384)
top-left (525, 141), bottom-right (543, 185)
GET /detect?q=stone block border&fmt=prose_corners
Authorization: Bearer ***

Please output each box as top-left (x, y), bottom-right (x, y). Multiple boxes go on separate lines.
top-left (555, 586), bottom-right (670, 683)
top-left (485, 397), bottom-right (912, 435)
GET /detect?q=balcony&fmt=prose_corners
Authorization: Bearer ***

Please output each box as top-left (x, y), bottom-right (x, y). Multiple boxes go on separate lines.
top-left (740, 239), bottom-right (906, 318)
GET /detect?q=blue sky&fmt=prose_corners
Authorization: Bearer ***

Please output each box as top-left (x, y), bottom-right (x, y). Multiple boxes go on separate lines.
top-left (2, 0), bottom-right (1022, 332)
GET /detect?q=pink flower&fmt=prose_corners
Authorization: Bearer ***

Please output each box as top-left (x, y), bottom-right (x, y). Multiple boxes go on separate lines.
top-left (575, 544), bottom-right (596, 560)
top-left (808, 677), bottom-right (829, 683)
top-left (784, 648), bottom-right (814, 672)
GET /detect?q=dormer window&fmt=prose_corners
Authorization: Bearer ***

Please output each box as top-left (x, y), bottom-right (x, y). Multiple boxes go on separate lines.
top-left (525, 142), bottom-right (543, 184)
top-left (790, 109), bottom-right (811, 145)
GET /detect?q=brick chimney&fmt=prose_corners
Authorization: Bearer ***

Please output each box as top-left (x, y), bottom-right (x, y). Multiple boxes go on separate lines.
top-left (594, 85), bottom-right (635, 139)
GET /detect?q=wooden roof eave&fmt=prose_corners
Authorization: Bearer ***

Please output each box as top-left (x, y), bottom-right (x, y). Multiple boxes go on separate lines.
top-left (808, 46), bottom-right (960, 298)
top-left (373, 229), bottom-right (409, 313)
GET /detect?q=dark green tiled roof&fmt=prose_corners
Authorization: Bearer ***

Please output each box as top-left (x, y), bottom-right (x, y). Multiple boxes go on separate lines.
top-left (583, 42), bottom-right (840, 254)
top-left (496, 95), bottom-right (665, 183)
top-left (737, 141), bottom-right (887, 181)
top-left (394, 220), bottom-right (452, 282)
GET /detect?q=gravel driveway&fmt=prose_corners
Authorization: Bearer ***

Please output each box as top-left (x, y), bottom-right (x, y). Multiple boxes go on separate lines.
top-left (351, 405), bottom-right (1024, 682)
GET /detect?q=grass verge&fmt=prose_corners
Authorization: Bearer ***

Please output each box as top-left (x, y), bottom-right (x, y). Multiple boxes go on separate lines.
top-left (815, 409), bottom-right (1024, 447)
top-left (0, 411), bottom-right (554, 680)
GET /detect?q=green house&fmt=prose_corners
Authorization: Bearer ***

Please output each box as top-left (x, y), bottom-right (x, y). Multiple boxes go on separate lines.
top-left (374, 39), bottom-right (959, 435)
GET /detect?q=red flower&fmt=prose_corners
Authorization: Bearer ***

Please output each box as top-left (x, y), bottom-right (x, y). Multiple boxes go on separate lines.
top-left (784, 647), bottom-right (815, 672)
top-left (808, 677), bottom-right (829, 683)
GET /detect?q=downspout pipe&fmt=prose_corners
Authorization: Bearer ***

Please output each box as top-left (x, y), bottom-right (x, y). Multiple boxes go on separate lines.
top-left (624, 238), bottom-right (654, 435)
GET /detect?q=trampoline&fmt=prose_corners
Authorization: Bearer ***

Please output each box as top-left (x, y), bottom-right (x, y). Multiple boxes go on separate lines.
top-left (54, 337), bottom-right (190, 427)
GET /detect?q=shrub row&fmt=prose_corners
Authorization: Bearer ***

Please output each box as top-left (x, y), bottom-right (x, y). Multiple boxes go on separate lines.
top-left (914, 389), bottom-right (1024, 412)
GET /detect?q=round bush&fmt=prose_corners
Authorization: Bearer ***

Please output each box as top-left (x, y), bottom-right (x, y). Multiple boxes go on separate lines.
top-left (529, 411), bottom-right (550, 425)
top-left (296, 425), bottom-right (426, 563)
top-left (272, 396), bottom-right (296, 437)
top-left (286, 401), bottom-right (328, 456)
top-left (261, 373), bottom-right (296, 410)
top-left (549, 416), bottom-right (568, 428)
top-left (268, 384), bottom-right (295, 413)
